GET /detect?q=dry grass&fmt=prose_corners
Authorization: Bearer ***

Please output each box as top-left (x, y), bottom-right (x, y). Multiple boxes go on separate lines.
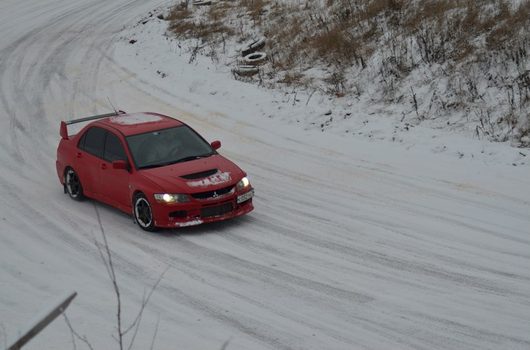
top-left (168, 0), bottom-right (529, 70)
top-left (165, 2), bottom-right (191, 21)
top-left (278, 72), bottom-right (304, 86)
top-left (240, 0), bottom-right (267, 22)
top-left (167, 0), bottom-right (530, 83)
top-left (168, 2), bottom-right (233, 42)
top-left (167, 0), bottom-right (530, 144)
top-left (487, 1), bottom-right (530, 52)
top-left (169, 20), bottom-right (233, 42)
top-left (207, 2), bottom-right (232, 22)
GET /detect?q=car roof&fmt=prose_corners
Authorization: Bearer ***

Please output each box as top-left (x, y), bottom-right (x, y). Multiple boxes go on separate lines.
top-left (95, 112), bottom-right (184, 136)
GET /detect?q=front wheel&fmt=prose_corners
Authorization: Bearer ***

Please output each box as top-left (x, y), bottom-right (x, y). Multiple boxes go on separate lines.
top-left (133, 193), bottom-right (157, 232)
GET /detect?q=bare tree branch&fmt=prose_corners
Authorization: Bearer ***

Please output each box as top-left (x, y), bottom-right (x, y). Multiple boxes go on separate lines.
top-left (220, 337), bottom-right (232, 350)
top-left (149, 317), bottom-right (160, 350)
top-left (126, 268), bottom-right (168, 350)
top-left (93, 203), bottom-right (123, 350)
top-left (124, 267), bottom-right (168, 336)
top-left (67, 321), bottom-right (76, 350)
top-left (93, 202), bottom-right (166, 350)
top-left (0, 323), bottom-right (8, 349)
top-left (63, 314), bottom-right (95, 350)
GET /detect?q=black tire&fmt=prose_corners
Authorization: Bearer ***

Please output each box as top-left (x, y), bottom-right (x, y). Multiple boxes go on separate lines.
top-left (133, 193), bottom-right (157, 232)
top-left (243, 51), bottom-right (267, 66)
top-left (232, 65), bottom-right (259, 77)
top-left (241, 37), bottom-right (266, 57)
top-left (65, 168), bottom-right (84, 201)
top-left (193, 0), bottom-right (212, 5)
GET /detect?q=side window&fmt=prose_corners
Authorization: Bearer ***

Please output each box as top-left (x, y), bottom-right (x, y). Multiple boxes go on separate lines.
top-left (103, 132), bottom-right (127, 162)
top-left (78, 132), bottom-right (87, 149)
top-left (80, 127), bottom-right (106, 158)
top-left (104, 132), bottom-right (127, 162)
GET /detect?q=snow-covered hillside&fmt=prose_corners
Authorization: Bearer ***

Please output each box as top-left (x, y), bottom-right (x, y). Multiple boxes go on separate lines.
top-left (1, 1), bottom-right (529, 350)
top-left (162, 0), bottom-right (530, 147)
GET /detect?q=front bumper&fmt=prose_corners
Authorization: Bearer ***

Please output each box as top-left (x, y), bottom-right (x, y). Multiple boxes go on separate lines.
top-left (151, 188), bottom-right (254, 228)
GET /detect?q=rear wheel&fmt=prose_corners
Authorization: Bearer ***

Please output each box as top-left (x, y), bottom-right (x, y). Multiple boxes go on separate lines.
top-left (133, 193), bottom-right (157, 232)
top-left (65, 168), bottom-right (84, 201)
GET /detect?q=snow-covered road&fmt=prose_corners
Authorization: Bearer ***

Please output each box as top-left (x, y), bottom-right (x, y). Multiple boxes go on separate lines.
top-left (1, 1), bottom-right (529, 349)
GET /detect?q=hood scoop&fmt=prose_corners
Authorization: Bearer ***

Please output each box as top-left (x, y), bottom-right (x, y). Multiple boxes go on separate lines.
top-left (180, 169), bottom-right (218, 180)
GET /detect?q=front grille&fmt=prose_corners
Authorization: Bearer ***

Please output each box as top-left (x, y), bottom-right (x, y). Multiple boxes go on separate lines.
top-left (180, 169), bottom-right (218, 180)
top-left (192, 185), bottom-right (234, 200)
top-left (201, 202), bottom-right (233, 218)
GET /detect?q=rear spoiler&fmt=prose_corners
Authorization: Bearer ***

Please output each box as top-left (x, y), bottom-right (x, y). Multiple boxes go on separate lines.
top-left (60, 110), bottom-right (126, 139)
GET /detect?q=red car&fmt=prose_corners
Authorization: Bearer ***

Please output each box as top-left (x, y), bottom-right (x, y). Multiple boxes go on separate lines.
top-left (56, 111), bottom-right (254, 231)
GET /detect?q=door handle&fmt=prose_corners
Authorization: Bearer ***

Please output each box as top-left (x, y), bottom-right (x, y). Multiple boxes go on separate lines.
top-left (101, 163), bottom-right (107, 170)
top-left (76, 152), bottom-right (82, 158)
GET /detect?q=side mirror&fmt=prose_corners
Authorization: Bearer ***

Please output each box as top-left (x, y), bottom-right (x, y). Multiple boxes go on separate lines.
top-left (211, 140), bottom-right (221, 150)
top-left (112, 160), bottom-right (128, 170)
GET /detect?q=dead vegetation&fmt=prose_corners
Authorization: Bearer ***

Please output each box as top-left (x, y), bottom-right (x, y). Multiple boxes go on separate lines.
top-left (167, 2), bottom-right (233, 42)
top-left (167, 0), bottom-right (530, 146)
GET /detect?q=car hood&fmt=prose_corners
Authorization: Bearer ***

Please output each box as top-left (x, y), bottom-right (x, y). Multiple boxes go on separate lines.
top-left (138, 154), bottom-right (245, 193)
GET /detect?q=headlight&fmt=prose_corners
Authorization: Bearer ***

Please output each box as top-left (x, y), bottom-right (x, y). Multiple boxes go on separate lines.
top-left (154, 193), bottom-right (190, 203)
top-left (236, 177), bottom-right (250, 191)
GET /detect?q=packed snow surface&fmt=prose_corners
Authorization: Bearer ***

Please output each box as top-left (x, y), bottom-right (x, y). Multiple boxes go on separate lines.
top-left (109, 113), bottom-right (163, 125)
top-left (0, 1), bottom-right (529, 350)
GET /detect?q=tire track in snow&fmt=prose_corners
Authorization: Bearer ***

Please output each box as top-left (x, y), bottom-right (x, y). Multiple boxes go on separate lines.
top-left (1, 1), bottom-right (530, 349)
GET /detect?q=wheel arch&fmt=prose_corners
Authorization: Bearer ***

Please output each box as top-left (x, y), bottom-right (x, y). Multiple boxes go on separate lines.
top-left (132, 190), bottom-right (145, 202)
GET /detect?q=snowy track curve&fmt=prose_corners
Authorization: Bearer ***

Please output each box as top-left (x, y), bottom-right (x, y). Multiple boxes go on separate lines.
top-left (1, 1), bottom-right (529, 349)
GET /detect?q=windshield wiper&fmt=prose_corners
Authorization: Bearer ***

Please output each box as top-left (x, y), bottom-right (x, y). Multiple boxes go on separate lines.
top-left (173, 153), bottom-right (213, 163)
top-left (138, 153), bottom-right (213, 169)
top-left (138, 161), bottom-right (174, 170)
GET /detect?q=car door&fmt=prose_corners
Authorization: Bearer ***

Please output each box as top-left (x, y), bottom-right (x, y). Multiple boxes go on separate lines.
top-left (76, 126), bottom-right (106, 199)
top-left (99, 130), bottom-right (130, 211)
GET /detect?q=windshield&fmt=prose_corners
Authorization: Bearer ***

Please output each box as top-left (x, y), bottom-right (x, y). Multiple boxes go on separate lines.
top-left (126, 125), bottom-right (214, 169)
